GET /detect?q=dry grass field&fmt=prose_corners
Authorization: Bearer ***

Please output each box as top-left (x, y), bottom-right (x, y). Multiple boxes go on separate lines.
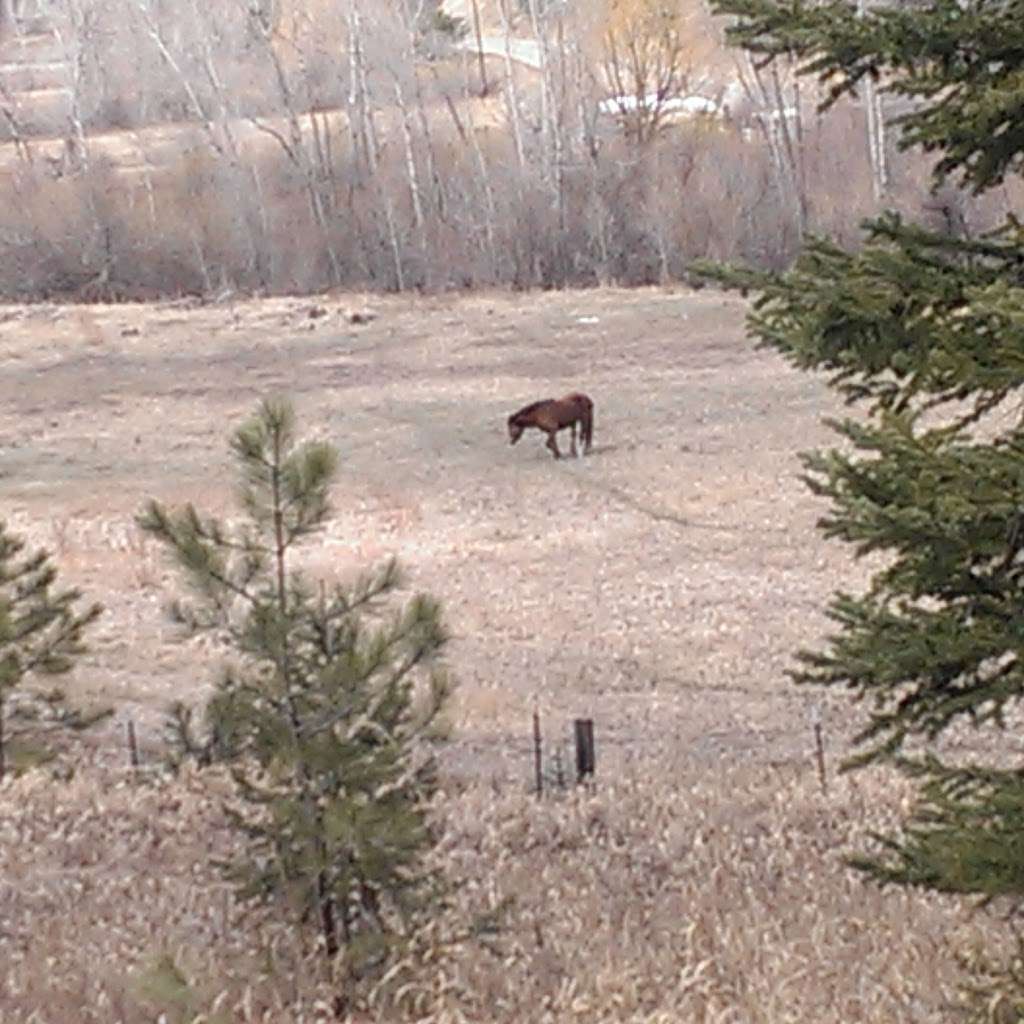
top-left (0, 286), bottom-right (1005, 1021)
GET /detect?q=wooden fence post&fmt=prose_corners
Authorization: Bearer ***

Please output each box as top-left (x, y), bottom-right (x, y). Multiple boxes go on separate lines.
top-left (811, 705), bottom-right (827, 795)
top-left (126, 716), bottom-right (140, 772)
top-left (574, 718), bottom-right (595, 784)
top-left (533, 707), bottom-right (543, 798)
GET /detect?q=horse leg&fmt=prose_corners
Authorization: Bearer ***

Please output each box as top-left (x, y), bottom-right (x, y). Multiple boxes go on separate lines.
top-left (546, 431), bottom-right (561, 459)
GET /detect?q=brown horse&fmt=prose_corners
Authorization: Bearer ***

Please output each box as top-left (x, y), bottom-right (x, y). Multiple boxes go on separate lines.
top-left (507, 392), bottom-right (594, 459)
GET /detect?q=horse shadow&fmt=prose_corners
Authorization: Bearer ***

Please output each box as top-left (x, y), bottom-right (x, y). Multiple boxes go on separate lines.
top-left (581, 443), bottom-right (619, 458)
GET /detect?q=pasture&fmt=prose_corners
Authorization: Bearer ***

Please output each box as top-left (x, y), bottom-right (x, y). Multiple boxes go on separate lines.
top-left (0, 287), bottom-right (991, 1021)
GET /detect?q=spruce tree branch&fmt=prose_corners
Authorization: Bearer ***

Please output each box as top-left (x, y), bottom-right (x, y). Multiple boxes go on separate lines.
top-left (194, 563), bottom-right (260, 610)
top-left (17, 603), bottom-right (100, 678)
top-left (711, 0), bottom-right (1024, 190)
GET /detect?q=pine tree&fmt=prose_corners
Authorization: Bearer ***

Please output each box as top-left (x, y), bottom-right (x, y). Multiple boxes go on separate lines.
top-left (138, 397), bottom-right (453, 972)
top-left (0, 519), bottom-right (105, 778)
top-left (696, 0), bottom-right (1024, 1011)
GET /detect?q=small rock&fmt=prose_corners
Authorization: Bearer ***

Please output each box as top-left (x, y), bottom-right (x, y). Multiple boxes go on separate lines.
top-left (308, 305), bottom-right (328, 320)
top-left (121, 326), bottom-right (140, 337)
top-left (347, 309), bottom-right (376, 325)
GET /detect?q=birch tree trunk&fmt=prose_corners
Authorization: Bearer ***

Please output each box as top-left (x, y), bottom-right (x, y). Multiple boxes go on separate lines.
top-left (0, 73), bottom-right (32, 165)
top-left (393, 72), bottom-right (428, 284)
top-left (496, 0), bottom-right (525, 169)
top-left (352, 2), bottom-right (379, 174)
top-left (769, 61), bottom-right (806, 235)
top-left (410, 68), bottom-right (445, 225)
top-left (53, 0), bottom-right (90, 174)
top-left (858, 0), bottom-right (888, 201)
top-left (131, 0), bottom-right (272, 288)
top-left (736, 53), bottom-right (806, 239)
top-left (458, 91), bottom-right (499, 281)
top-left (344, 1), bottom-right (378, 179)
top-left (382, 192), bottom-right (405, 292)
top-left (469, 0), bottom-right (488, 96)
top-left (243, 8), bottom-right (342, 285)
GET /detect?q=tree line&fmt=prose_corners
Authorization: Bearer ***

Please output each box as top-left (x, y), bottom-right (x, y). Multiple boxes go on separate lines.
top-left (0, 0), bottom-right (1016, 299)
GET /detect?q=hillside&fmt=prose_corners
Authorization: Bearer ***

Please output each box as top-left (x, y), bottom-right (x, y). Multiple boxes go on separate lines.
top-left (2, 0), bottom-right (994, 302)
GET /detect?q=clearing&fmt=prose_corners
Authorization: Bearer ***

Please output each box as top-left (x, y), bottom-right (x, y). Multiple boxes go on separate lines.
top-left (0, 285), bottom-right (853, 777)
top-left (3, 285), bottom-right (995, 1024)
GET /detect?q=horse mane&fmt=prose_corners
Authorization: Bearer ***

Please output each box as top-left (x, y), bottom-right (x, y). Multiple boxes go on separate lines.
top-left (509, 398), bottom-right (554, 423)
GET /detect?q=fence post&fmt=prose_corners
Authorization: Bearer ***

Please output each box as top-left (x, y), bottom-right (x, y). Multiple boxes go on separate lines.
top-left (126, 716), bottom-right (140, 772)
top-left (811, 705), bottom-right (828, 795)
top-left (533, 707), bottom-right (543, 798)
top-left (574, 718), bottom-right (595, 784)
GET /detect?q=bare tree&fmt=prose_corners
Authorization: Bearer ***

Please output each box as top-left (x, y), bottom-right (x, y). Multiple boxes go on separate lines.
top-left (599, 0), bottom-right (694, 146)
top-left (469, 0), bottom-right (488, 95)
top-left (52, 0), bottom-right (92, 174)
top-left (240, 1), bottom-right (342, 285)
top-left (344, 0), bottom-right (380, 178)
top-left (736, 52), bottom-right (807, 237)
top-left (496, 0), bottom-right (526, 168)
top-left (0, 73), bottom-right (32, 166)
top-left (129, 0), bottom-right (270, 288)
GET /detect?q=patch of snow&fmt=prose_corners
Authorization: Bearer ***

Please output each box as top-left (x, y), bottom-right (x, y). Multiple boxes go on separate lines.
top-left (598, 93), bottom-right (722, 118)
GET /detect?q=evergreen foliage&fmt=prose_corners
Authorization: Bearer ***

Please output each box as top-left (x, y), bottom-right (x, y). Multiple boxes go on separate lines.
top-left (698, 0), bottom-right (1024, 1011)
top-left (0, 519), bottom-right (105, 778)
top-left (714, 0), bottom-right (1024, 193)
top-left (138, 397), bottom-right (453, 970)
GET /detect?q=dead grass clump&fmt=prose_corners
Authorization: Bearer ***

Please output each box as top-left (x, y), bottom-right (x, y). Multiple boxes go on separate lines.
top-left (430, 761), bottom-right (984, 1023)
top-left (0, 752), bottom-right (1002, 1023)
top-left (0, 764), bottom-right (340, 1023)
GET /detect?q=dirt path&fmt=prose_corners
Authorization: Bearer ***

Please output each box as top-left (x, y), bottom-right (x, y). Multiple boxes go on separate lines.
top-left (441, 0), bottom-right (543, 68)
top-left (0, 287), bottom-right (859, 781)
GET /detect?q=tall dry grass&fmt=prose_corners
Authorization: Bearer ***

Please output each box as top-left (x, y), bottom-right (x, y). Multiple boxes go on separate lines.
top-left (0, 744), bottom-right (1004, 1022)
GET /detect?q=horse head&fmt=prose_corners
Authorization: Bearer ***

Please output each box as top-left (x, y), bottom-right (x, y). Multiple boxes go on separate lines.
top-left (507, 416), bottom-right (525, 445)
